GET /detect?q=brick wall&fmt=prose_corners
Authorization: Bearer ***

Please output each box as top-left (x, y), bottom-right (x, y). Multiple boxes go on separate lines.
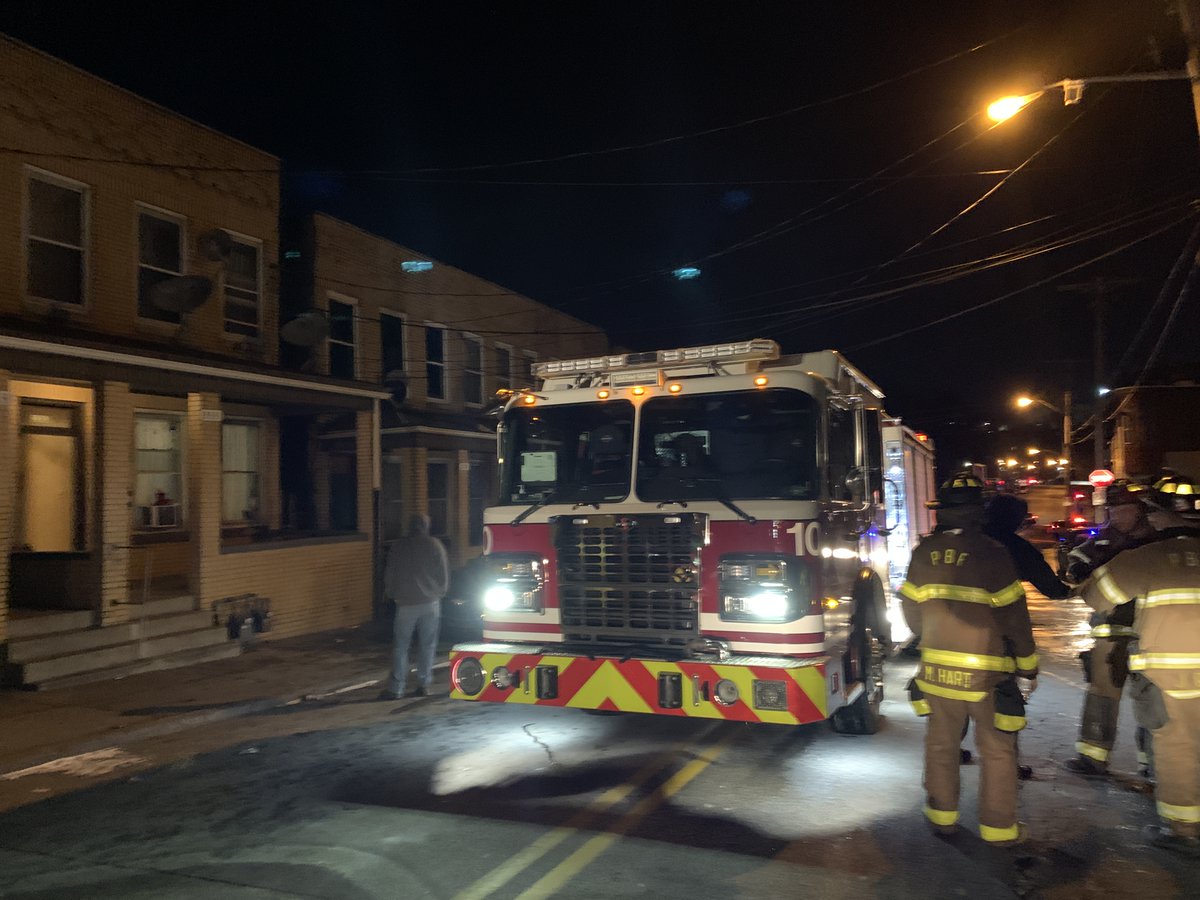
top-left (0, 37), bottom-right (280, 363)
top-left (202, 540), bottom-right (373, 639)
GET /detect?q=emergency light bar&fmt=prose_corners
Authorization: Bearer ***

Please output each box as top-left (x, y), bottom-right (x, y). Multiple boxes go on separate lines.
top-left (534, 339), bottom-right (779, 378)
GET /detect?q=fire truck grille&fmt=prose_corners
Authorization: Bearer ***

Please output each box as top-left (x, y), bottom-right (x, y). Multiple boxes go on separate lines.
top-left (553, 513), bottom-right (704, 649)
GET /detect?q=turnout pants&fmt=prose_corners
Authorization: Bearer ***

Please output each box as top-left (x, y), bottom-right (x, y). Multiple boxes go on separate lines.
top-left (924, 690), bottom-right (1020, 842)
top-left (1151, 691), bottom-right (1200, 837)
top-left (1077, 636), bottom-right (1131, 767)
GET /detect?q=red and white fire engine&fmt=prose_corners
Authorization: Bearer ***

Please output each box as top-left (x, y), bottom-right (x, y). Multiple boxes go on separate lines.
top-left (449, 339), bottom-right (903, 732)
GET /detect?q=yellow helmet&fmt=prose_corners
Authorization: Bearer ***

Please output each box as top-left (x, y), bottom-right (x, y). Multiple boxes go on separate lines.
top-left (1146, 474), bottom-right (1200, 515)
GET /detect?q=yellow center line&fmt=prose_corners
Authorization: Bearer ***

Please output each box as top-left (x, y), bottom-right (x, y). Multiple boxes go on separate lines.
top-left (513, 729), bottom-right (737, 900)
top-left (451, 727), bottom-right (718, 900)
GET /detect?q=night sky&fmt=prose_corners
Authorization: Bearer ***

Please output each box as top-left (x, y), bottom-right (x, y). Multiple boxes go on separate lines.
top-left (3, 1), bottom-right (1198, 468)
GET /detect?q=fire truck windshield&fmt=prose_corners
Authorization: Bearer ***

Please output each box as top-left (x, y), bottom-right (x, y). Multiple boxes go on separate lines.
top-left (637, 389), bottom-right (819, 501)
top-left (499, 400), bottom-right (635, 503)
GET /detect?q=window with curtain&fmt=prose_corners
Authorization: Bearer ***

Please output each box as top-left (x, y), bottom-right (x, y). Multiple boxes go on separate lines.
top-left (222, 421), bottom-right (261, 523)
top-left (27, 171), bottom-right (86, 306)
top-left (134, 414), bottom-right (183, 528)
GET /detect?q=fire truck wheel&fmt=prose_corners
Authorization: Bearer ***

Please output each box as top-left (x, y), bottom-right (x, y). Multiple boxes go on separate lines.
top-left (830, 630), bottom-right (883, 735)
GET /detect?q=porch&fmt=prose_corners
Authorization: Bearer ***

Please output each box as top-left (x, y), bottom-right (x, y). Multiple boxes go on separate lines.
top-left (0, 341), bottom-right (388, 688)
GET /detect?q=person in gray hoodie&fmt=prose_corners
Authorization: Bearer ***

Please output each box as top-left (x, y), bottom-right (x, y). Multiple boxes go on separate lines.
top-left (379, 514), bottom-right (450, 699)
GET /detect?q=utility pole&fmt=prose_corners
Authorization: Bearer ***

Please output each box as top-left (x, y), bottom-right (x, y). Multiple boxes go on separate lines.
top-left (1058, 276), bottom-right (1137, 470)
top-left (1062, 388), bottom-right (1073, 499)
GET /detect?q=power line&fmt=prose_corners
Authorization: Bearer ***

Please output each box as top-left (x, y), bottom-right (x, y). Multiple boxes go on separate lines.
top-left (391, 28), bottom-right (1024, 176)
top-left (848, 213), bottom-right (1198, 350)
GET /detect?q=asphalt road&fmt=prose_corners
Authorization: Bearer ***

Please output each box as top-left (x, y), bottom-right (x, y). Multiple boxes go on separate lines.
top-left (0, 582), bottom-right (1196, 897)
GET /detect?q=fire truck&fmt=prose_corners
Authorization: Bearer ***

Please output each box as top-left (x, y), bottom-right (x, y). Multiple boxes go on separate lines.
top-left (449, 339), bottom-right (901, 733)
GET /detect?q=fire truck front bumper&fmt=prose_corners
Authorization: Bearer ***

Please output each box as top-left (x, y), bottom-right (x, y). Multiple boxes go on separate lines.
top-left (449, 643), bottom-right (829, 725)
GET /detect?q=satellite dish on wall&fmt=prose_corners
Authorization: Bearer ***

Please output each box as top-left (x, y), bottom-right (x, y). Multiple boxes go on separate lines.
top-left (280, 310), bottom-right (329, 347)
top-left (384, 370), bottom-right (408, 406)
top-left (150, 275), bottom-right (213, 313)
top-left (198, 228), bottom-right (234, 262)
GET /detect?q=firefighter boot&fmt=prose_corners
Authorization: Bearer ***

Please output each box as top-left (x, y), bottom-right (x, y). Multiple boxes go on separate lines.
top-left (1144, 825), bottom-right (1200, 859)
top-left (1063, 755), bottom-right (1108, 779)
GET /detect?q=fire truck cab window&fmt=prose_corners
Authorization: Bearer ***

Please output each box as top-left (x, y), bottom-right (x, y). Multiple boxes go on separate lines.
top-left (499, 401), bottom-right (634, 503)
top-left (638, 389), bottom-right (818, 501)
top-left (827, 404), bottom-right (858, 502)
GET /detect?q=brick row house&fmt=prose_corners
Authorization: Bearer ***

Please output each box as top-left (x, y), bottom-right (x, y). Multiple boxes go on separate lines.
top-left (281, 213), bottom-right (608, 586)
top-left (0, 36), bottom-right (606, 686)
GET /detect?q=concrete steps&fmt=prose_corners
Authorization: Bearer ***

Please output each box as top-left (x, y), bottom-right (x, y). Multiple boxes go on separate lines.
top-left (4, 595), bottom-right (240, 689)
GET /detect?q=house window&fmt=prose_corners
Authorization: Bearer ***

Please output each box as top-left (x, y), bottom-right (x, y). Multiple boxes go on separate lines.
top-left (463, 334), bottom-right (483, 405)
top-left (224, 238), bottom-right (261, 338)
top-left (328, 297), bottom-right (357, 379)
top-left (521, 350), bottom-right (538, 385)
top-left (222, 421), bottom-right (261, 523)
top-left (468, 454), bottom-right (489, 546)
top-left (380, 311), bottom-right (405, 379)
top-left (426, 325), bottom-right (446, 400)
top-left (137, 209), bottom-right (184, 323)
top-left (494, 345), bottom-right (512, 394)
top-left (427, 459), bottom-right (450, 539)
top-left (134, 414), bottom-right (183, 529)
top-left (26, 170), bottom-right (86, 306)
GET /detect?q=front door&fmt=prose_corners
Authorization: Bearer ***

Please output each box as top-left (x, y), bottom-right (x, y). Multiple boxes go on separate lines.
top-left (17, 402), bottom-right (83, 551)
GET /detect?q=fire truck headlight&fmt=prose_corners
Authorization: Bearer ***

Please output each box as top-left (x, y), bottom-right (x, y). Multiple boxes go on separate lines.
top-left (481, 554), bottom-right (545, 613)
top-left (718, 555), bottom-right (810, 622)
top-left (745, 591), bottom-right (789, 619)
top-left (484, 586), bottom-right (516, 611)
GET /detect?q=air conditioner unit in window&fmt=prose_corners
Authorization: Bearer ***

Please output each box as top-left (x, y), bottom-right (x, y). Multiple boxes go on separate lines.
top-left (138, 503), bottom-right (181, 529)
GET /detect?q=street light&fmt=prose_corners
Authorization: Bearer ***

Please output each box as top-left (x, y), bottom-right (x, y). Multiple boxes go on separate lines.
top-left (1014, 391), bottom-right (1073, 495)
top-left (987, 71), bottom-right (1195, 123)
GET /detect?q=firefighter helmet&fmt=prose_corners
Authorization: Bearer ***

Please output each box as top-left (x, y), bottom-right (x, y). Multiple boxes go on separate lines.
top-left (929, 472), bottom-right (986, 508)
top-left (1105, 479), bottom-right (1149, 507)
top-left (1145, 474), bottom-right (1200, 515)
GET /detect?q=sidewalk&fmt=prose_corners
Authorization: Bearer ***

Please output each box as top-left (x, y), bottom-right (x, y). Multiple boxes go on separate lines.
top-left (0, 623), bottom-right (454, 777)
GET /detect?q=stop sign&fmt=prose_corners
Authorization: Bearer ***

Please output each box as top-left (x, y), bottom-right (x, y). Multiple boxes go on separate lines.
top-left (1089, 469), bottom-right (1115, 487)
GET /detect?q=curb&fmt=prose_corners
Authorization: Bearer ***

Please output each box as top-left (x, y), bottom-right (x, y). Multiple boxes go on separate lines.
top-left (0, 659), bottom-right (450, 780)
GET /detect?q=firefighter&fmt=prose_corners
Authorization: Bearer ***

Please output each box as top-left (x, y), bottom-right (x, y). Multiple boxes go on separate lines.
top-left (1077, 474), bottom-right (1200, 857)
top-left (901, 473), bottom-right (1037, 845)
top-left (1061, 479), bottom-right (1157, 778)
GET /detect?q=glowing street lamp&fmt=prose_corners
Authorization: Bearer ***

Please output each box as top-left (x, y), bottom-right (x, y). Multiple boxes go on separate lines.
top-left (1014, 391), bottom-right (1072, 495)
top-left (987, 93), bottom-right (1043, 122)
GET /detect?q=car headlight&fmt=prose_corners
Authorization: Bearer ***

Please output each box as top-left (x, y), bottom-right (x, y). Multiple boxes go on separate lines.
top-left (481, 553), bottom-right (545, 614)
top-left (718, 556), bottom-right (809, 623)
